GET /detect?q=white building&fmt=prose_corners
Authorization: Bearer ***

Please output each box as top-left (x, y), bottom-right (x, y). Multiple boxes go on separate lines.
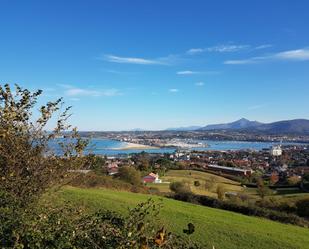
top-left (270, 145), bottom-right (282, 156)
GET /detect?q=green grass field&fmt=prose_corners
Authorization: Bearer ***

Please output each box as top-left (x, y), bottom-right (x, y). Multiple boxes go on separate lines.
top-left (147, 170), bottom-right (309, 202)
top-left (59, 186), bottom-right (309, 249)
top-left (147, 170), bottom-right (256, 198)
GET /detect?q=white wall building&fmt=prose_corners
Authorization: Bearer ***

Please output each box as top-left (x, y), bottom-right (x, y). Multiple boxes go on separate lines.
top-left (271, 145), bottom-right (282, 156)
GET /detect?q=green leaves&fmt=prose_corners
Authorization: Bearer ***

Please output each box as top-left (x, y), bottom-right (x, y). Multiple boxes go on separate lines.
top-left (0, 83), bottom-right (89, 206)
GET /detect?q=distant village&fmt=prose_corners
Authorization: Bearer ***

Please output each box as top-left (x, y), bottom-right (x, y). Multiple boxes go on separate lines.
top-left (100, 143), bottom-right (309, 186)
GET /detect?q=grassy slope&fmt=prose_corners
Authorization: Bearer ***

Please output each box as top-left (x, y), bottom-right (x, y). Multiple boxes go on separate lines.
top-left (148, 170), bottom-right (255, 197)
top-left (149, 170), bottom-right (309, 201)
top-left (59, 186), bottom-right (309, 249)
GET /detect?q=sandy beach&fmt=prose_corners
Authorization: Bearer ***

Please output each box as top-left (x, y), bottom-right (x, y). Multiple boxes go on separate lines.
top-left (112, 142), bottom-right (159, 150)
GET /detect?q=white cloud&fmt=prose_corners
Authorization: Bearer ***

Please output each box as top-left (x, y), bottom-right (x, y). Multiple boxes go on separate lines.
top-left (177, 70), bottom-right (198, 75)
top-left (104, 55), bottom-right (165, 65)
top-left (207, 44), bottom-right (250, 52)
top-left (274, 49), bottom-right (309, 60)
top-left (169, 88), bottom-right (179, 93)
top-left (224, 48), bottom-right (309, 65)
top-left (195, 82), bottom-right (204, 86)
top-left (187, 44), bottom-right (249, 54)
top-left (59, 85), bottom-right (121, 97)
top-left (186, 48), bottom-right (205, 55)
top-left (224, 57), bottom-right (262, 65)
top-left (255, 44), bottom-right (273, 50)
top-left (66, 88), bottom-right (100, 97)
top-left (177, 70), bottom-right (220, 75)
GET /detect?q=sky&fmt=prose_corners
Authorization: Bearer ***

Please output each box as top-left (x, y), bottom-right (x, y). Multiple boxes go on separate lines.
top-left (0, 0), bottom-right (309, 131)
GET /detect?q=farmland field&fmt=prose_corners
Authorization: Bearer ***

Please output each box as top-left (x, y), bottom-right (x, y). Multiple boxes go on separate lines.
top-left (147, 170), bottom-right (257, 197)
top-left (58, 186), bottom-right (309, 249)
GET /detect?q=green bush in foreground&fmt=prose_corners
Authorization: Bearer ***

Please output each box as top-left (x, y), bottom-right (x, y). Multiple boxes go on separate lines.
top-left (0, 84), bottom-right (201, 249)
top-left (1, 194), bottom-right (200, 249)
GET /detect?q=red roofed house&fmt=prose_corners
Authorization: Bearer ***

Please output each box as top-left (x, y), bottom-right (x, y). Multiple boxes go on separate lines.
top-left (142, 172), bottom-right (162, 184)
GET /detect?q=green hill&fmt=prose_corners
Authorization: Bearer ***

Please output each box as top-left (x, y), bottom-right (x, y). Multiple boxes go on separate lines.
top-left (59, 187), bottom-right (309, 249)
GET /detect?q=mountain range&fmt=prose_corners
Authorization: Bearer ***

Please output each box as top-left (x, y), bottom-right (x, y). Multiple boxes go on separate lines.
top-left (167, 118), bottom-right (309, 135)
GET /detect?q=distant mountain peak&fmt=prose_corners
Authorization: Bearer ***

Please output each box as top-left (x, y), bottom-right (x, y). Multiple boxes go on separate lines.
top-left (199, 118), bottom-right (309, 135)
top-left (165, 125), bottom-right (203, 131)
top-left (199, 118), bottom-right (262, 131)
top-left (239, 118), bottom-right (250, 121)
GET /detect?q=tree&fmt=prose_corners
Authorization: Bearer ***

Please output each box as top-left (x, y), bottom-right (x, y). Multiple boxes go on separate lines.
top-left (270, 172), bottom-right (279, 185)
top-left (256, 177), bottom-right (272, 199)
top-left (287, 176), bottom-right (301, 185)
top-left (296, 199), bottom-right (309, 218)
top-left (118, 166), bottom-right (141, 185)
top-left (0, 84), bottom-right (89, 247)
top-left (0, 84), bottom-right (201, 249)
top-left (0, 84), bottom-right (89, 205)
top-left (302, 173), bottom-right (309, 183)
top-left (169, 181), bottom-right (191, 194)
top-left (194, 180), bottom-right (201, 187)
top-left (87, 154), bottom-right (107, 174)
top-left (216, 184), bottom-right (225, 200)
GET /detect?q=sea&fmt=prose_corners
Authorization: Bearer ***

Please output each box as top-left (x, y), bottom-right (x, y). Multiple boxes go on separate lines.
top-left (80, 139), bottom-right (305, 156)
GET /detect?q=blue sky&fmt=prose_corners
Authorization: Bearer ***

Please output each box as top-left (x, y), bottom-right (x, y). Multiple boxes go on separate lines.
top-left (1, 0), bottom-right (309, 130)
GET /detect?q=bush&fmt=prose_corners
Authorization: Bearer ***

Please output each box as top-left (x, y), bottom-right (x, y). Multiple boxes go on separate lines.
top-left (194, 181), bottom-right (201, 187)
top-left (71, 172), bottom-right (132, 189)
top-left (171, 192), bottom-right (309, 228)
top-left (169, 181), bottom-right (191, 194)
top-left (118, 166), bottom-right (142, 186)
top-left (296, 198), bottom-right (309, 218)
top-left (1, 196), bottom-right (200, 249)
top-left (216, 184), bottom-right (225, 200)
top-left (0, 85), bottom-right (202, 248)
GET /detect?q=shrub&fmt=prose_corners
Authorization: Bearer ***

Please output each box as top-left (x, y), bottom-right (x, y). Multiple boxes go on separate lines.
top-left (0, 84), bottom-right (89, 205)
top-left (1, 196), bottom-right (201, 249)
top-left (118, 166), bottom-right (142, 186)
top-left (70, 172), bottom-right (132, 190)
top-left (171, 193), bottom-right (309, 227)
top-left (296, 198), bottom-right (309, 218)
top-left (256, 177), bottom-right (272, 199)
top-left (287, 176), bottom-right (301, 185)
top-left (169, 181), bottom-right (191, 194)
top-left (194, 180), bottom-right (201, 187)
top-left (216, 184), bottom-right (225, 200)
top-left (0, 85), bottom-right (201, 248)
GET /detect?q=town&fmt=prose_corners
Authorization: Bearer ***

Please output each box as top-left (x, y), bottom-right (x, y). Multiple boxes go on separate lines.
top-left (96, 143), bottom-right (309, 190)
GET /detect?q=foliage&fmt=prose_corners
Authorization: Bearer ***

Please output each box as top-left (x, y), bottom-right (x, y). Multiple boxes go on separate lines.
top-left (194, 180), bottom-right (200, 187)
top-left (61, 187), bottom-right (309, 249)
top-left (216, 184), bottom-right (225, 200)
top-left (295, 198), bottom-right (309, 218)
top-left (256, 177), bottom-right (272, 199)
top-left (118, 166), bottom-right (142, 186)
top-left (70, 172), bottom-right (140, 191)
top-left (1, 195), bottom-right (199, 249)
top-left (87, 154), bottom-right (107, 174)
top-left (0, 84), bottom-right (89, 205)
top-left (287, 176), bottom-right (301, 185)
top-left (169, 181), bottom-right (191, 194)
top-left (172, 192), bottom-right (309, 228)
top-left (0, 84), bottom-right (199, 249)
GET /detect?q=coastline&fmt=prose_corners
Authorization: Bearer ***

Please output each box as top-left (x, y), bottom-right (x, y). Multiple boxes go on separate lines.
top-left (111, 142), bottom-right (160, 150)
